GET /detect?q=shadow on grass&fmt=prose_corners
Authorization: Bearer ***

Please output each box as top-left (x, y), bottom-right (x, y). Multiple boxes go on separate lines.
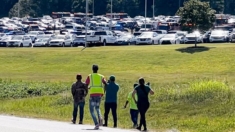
top-left (175, 46), bottom-right (214, 54)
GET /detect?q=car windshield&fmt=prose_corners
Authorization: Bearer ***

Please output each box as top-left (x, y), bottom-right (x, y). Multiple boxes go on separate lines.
top-left (65, 26), bottom-right (73, 29)
top-left (36, 39), bottom-right (47, 42)
top-left (37, 36), bottom-right (50, 39)
top-left (141, 24), bottom-right (152, 28)
top-left (12, 36), bottom-right (23, 40)
top-left (81, 32), bottom-right (91, 35)
top-left (211, 30), bottom-right (224, 35)
top-left (53, 36), bottom-right (65, 39)
top-left (164, 34), bottom-right (175, 38)
top-left (1, 37), bottom-right (11, 40)
top-left (119, 35), bottom-right (132, 39)
top-left (28, 32), bottom-right (38, 35)
top-left (140, 32), bottom-right (154, 36)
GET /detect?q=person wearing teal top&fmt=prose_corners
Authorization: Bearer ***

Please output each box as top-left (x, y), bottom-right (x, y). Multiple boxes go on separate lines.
top-left (123, 83), bottom-right (139, 128)
top-left (132, 78), bottom-right (154, 132)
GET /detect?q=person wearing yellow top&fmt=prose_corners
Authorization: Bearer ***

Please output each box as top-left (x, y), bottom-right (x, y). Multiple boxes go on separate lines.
top-left (123, 83), bottom-right (139, 128)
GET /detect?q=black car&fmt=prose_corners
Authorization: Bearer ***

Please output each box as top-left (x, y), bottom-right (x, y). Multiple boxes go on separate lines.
top-left (203, 31), bottom-right (211, 43)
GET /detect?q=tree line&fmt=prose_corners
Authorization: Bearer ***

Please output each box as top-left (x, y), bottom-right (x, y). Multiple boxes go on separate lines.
top-left (0, 0), bottom-right (234, 18)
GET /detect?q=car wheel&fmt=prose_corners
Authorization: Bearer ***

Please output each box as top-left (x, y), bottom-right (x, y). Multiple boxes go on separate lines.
top-left (20, 43), bottom-right (23, 47)
top-left (103, 40), bottom-right (106, 46)
top-left (62, 43), bottom-right (65, 47)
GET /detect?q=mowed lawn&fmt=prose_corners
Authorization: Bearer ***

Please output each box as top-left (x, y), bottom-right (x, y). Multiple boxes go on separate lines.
top-left (1, 44), bottom-right (235, 132)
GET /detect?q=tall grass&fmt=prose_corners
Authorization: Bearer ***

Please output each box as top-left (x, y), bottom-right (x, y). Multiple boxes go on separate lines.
top-left (0, 78), bottom-right (70, 99)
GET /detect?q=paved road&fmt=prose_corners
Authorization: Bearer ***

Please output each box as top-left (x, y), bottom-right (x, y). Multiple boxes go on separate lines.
top-left (0, 115), bottom-right (137, 132)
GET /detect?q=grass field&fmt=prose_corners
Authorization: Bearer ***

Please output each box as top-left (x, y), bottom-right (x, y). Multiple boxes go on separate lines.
top-left (1, 44), bottom-right (235, 132)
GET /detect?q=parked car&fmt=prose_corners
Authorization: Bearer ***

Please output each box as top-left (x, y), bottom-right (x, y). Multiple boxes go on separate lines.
top-left (0, 36), bottom-right (12, 47)
top-left (230, 32), bottom-right (235, 42)
top-left (33, 39), bottom-right (49, 47)
top-left (73, 36), bottom-right (86, 46)
top-left (7, 35), bottom-right (32, 47)
top-left (184, 31), bottom-right (203, 44)
top-left (27, 31), bottom-right (45, 43)
top-left (114, 34), bottom-right (134, 45)
top-left (135, 32), bottom-right (158, 45)
top-left (49, 35), bottom-right (75, 47)
top-left (159, 34), bottom-right (180, 44)
top-left (209, 30), bottom-right (229, 43)
top-left (203, 31), bottom-right (211, 43)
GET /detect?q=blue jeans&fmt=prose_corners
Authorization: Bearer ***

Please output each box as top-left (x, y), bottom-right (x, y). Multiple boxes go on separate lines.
top-left (130, 109), bottom-right (139, 126)
top-left (89, 96), bottom-right (102, 125)
top-left (72, 101), bottom-right (85, 122)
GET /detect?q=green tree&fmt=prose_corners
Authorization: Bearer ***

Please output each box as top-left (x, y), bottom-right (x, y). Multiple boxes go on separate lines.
top-left (176, 0), bottom-right (216, 32)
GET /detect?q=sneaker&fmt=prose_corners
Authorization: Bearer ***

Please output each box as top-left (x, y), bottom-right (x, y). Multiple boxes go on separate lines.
top-left (103, 124), bottom-right (107, 127)
top-left (94, 124), bottom-right (99, 130)
top-left (136, 126), bottom-right (141, 131)
top-left (78, 121), bottom-right (83, 124)
top-left (143, 128), bottom-right (148, 132)
top-left (133, 124), bottom-right (138, 128)
top-left (113, 125), bottom-right (117, 128)
top-left (71, 119), bottom-right (75, 124)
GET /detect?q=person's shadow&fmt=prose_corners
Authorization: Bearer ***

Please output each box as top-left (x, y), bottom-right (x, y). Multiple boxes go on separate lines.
top-left (175, 46), bottom-right (213, 54)
top-left (82, 128), bottom-right (102, 131)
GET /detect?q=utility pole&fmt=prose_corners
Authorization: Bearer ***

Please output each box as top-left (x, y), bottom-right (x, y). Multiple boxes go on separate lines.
top-left (93, 0), bottom-right (94, 16)
top-left (145, 0), bottom-right (147, 30)
top-left (85, 0), bottom-right (88, 49)
top-left (179, 0), bottom-right (180, 9)
top-left (18, 0), bottom-right (20, 18)
top-left (110, 0), bottom-right (113, 31)
top-left (153, 0), bottom-right (155, 19)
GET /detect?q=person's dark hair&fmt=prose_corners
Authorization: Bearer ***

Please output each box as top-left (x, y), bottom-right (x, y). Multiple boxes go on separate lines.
top-left (139, 78), bottom-right (145, 85)
top-left (133, 83), bottom-right (138, 88)
top-left (76, 74), bottom-right (82, 80)
top-left (92, 65), bottom-right (98, 72)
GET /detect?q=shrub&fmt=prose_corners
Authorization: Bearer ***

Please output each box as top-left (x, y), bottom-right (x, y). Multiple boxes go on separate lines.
top-left (0, 79), bottom-right (70, 99)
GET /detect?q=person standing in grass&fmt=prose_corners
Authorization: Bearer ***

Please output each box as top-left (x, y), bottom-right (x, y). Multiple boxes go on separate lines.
top-left (103, 75), bottom-right (119, 128)
top-left (86, 64), bottom-right (107, 130)
top-left (123, 83), bottom-right (139, 128)
top-left (71, 74), bottom-right (88, 124)
top-left (132, 78), bottom-right (154, 131)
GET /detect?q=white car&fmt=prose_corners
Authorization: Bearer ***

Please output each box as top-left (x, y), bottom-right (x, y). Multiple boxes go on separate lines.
top-left (73, 36), bottom-right (86, 46)
top-left (136, 32), bottom-right (158, 45)
top-left (8, 35), bottom-right (32, 47)
top-left (0, 36), bottom-right (12, 47)
top-left (184, 32), bottom-right (203, 44)
top-left (209, 30), bottom-right (229, 42)
top-left (49, 35), bottom-right (75, 47)
top-left (27, 31), bottom-right (45, 43)
top-left (160, 34), bottom-right (181, 44)
top-left (33, 39), bottom-right (49, 47)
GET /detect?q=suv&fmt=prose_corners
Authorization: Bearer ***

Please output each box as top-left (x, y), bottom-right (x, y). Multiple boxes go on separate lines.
top-left (7, 35), bottom-right (33, 47)
top-left (87, 31), bottom-right (117, 45)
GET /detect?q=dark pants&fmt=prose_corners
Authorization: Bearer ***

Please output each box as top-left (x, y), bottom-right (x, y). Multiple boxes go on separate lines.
top-left (72, 101), bottom-right (85, 122)
top-left (104, 102), bottom-right (117, 126)
top-left (137, 102), bottom-right (150, 129)
top-left (130, 109), bottom-right (139, 126)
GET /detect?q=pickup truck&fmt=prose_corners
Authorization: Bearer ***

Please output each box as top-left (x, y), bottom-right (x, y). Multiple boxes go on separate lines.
top-left (87, 31), bottom-right (117, 45)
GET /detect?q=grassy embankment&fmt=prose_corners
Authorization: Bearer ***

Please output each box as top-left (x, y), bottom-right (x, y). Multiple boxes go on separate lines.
top-left (1, 44), bottom-right (235, 132)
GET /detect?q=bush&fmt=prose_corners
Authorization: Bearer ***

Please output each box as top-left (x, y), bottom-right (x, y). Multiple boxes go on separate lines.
top-left (0, 79), bottom-right (70, 99)
top-left (180, 80), bottom-right (233, 103)
top-left (155, 80), bottom-right (234, 104)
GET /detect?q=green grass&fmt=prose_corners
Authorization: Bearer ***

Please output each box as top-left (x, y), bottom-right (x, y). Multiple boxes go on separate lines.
top-left (1, 44), bottom-right (235, 132)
